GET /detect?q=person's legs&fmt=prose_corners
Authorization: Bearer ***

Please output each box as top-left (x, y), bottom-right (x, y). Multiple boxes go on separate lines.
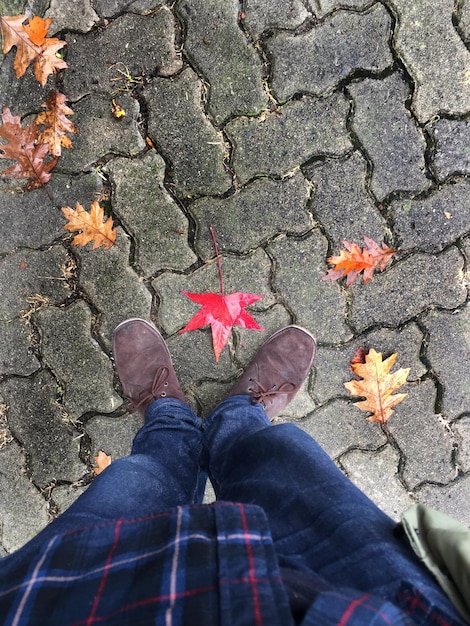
top-left (25, 319), bottom-right (205, 546)
top-left (202, 327), bottom-right (460, 619)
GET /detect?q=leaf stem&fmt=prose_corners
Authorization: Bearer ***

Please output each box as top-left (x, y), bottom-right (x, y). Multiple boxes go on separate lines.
top-left (210, 225), bottom-right (224, 296)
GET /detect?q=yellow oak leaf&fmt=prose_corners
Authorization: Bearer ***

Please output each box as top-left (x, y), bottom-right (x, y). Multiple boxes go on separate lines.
top-left (62, 201), bottom-right (117, 249)
top-left (344, 348), bottom-right (410, 424)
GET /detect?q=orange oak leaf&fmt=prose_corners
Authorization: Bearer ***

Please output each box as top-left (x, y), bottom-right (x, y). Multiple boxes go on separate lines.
top-left (0, 106), bottom-right (58, 188)
top-left (0, 14), bottom-right (67, 86)
top-left (62, 201), bottom-right (117, 249)
top-left (93, 450), bottom-right (111, 475)
top-left (178, 226), bottom-right (264, 362)
top-left (322, 237), bottom-right (396, 286)
top-left (344, 348), bottom-right (410, 424)
top-left (36, 91), bottom-right (78, 156)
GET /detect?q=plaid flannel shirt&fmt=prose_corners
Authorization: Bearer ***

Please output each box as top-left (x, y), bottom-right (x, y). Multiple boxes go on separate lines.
top-left (0, 502), bottom-right (464, 626)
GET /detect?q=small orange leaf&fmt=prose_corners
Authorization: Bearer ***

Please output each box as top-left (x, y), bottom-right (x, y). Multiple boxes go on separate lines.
top-left (62, 201), bottom-right (117, 249)
top-left (23, 15), bottom-right (52, 45)
top-left (36, 91), bottom-right (78, 156)
top-left (322, 237), bottom-right (396, 286)
top-left (344, 348), bottom-right (409, 424)
top-left (93, 450), bottom-right (111, 474)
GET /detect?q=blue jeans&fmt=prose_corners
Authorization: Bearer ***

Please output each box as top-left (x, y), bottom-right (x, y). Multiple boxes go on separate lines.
top-left (21, 396), bottom-right (460, 619)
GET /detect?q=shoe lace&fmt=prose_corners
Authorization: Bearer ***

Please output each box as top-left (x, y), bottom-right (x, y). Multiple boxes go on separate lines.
top-left (248, 378), bottom-right (296, 407)
top-left (128, 366), bottom-right (170, 413)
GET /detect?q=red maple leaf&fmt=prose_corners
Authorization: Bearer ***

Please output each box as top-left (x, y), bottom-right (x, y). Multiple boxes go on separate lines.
top-left (178, 228), bottom-right (264, 361)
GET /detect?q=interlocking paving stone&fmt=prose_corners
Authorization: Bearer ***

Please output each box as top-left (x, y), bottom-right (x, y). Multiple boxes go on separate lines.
top-left (431, 119), bottom-right (470, 180)
top-left (0, 441), bottom-right (49, 553)
top-left (388, 380), bottom-right (455, 489)
top-left (153, 248), bottom-right (274, 335)
top-left (242, 0), bottom-right (310, 38)
top-left (87, 413), bottom-right (142, 461)
top-left (267, 4), bottom-right (393, 101)
top-left (190, 173), bottom-right (313, 259)
top-left (350, 248), bottom-right (467, 332)
top-left (58, 94), bottom-right (145, 172)
top-left (146, 68), bottom-right (232, 197)
top-left (104, 152), bottom-right (197, 275)
top-left (391, 179), bottom-right (470, 253)
top-left (234, 303), bottom-right (291, 365)
top-left (52, 484), bottom-right (87, 516)
top-left (76, 230), bottom-right (153, 348)
top-left (416, 477), bottom-right (470, 527)
top-left (0, 247), bottom-right (70, 377)
top-left (92, 0), bottom-right (164, 18)
top-left (0, 172), bottom-right (102, 254)
top-left (268, 231), bottom-right (353, 344)
top-left (63, 9), bottom-right (182, 100)
top-left (225, 93), bottom-right (352, 184)
top-left (421, 306), bottom-right (470, 420)
top-left (304, 152), bottom-right (387, 249)
top-left (35, 301), bottom-right (122, 417)
top-left (313, 0), bottom-right (375, 18)
top-left (0, 370), bottom-right (86, 488)
top-left (0, 54), bottom-right (54, 113)
top-left (341, 447), bottom-right (415, 520)
top-left (298, 398), bottom-right (387, 458)
top-left (454, 417), bottom-right (470, 472)
top-left (348, 73), bottom-right (430, 200)
top-left (385, 0), bottom-right (470, 121)
top-left (313, 323), bottom-right (426, 405)
top-left (45, 0), bottom-right (99, 33)
top-left (175, 0), bottom-right (269, 124)
top-left (460, 0), bottom-right (470, 42)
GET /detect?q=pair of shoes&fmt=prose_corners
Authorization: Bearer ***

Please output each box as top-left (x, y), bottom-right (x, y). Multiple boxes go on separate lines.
top-left (112, 319), bottom-right (316, 419)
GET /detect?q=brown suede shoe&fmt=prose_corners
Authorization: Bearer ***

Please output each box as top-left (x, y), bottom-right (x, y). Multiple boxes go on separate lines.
top-left (228, 325), bottom-right (316, 419)
top-left (112, 318), bottom-right (186, 417)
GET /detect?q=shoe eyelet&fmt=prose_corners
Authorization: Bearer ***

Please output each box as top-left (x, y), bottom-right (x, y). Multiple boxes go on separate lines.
top-left (247, 387), bottom-right (253, 392)
top-left (164, 382), bottom-right (168, 386)
top-left (161, 391), bottom-right (167, 397)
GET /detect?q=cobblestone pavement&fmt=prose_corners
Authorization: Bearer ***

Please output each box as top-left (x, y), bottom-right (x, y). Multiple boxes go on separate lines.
top-left (0, 0), bottom-right (469, 554)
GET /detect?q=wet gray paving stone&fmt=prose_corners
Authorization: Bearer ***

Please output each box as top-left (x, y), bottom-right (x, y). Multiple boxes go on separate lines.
top-left (175, 0), bottom-right (269, 125)
top-left (431, 119), bottom-right (470, 180)
top-left (416, 477), bottom-right (470, 527)
top-left (0, 441), bottom-right (49, 553)
top-left (35, 301), bottom-right (122, 417)
top-left (92, 0), bottom-right (163, 18)
top-left (242, 0), bottom-right (310, 38)
top-left (191, 173), bottom-right (313, 259)
top-left (146, 68), bottom-right (232, 197)
top-left (267, 4), bottom-right (393, 101)
top-left (0, 318), bottom-right (40, 377)
top-left (153, 248), bottom-right (274, 335)
top-left (58, 93), bottom-right (145, 172)
top-left (391, 179), bottom-right (470, 253)
top-left (45, 0), bottom-right (99, 34)
top-left (268, 231), bottom-right (353, 344)
top-left (421, 306), bottom-right (470, 420)
top-left (304, 152), bottom-right (387, 249)
top-left (388, 380), bottom-right (455, 489)
top-left (225, 92), bottom-right (352, 184)
top-left (63, 9), bottom-right (181, 100)
top-left (298, 398), bottom-right (387, 459)
top-left (87, 413), bottom-right (142, 460)
top-left (76, 230), bottom-right (153, 348)
top-left (52, 484), bottom-right (87, 516)
top-left (0, 54), bottom-right (56, 113)
top-left (0, 172), bottom-right (102, 254)
top-left (454, 417), bottom-right (470, 472)
top-left (350, 247), bottom-right (467, 332)
top-left (0, 370), bottom-right (86, 488)
top-left (313, 322), bottom-right (426, 405)
top-left (234, 304), bottom-right (291, 366)
top-left (104, 152), bottom-right (197, 275)
top-left (385, 0), bottom-right (470, 121)
top-left (348, 73), bottom-right (430, 200)
top-left (460, 0), bottom-right (470, 42)
top-left (341, 447), bottom-right (415, 520)
top-left (312, 0), bottom-right (375, 18)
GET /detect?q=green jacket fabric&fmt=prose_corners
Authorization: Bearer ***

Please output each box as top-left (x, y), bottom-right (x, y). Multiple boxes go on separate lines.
top-left (401, 503), bottom-right (470, 623)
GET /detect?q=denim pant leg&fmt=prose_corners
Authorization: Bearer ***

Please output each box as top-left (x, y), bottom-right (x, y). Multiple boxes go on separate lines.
top-left (202, 395), bottom-right (461, 620)
top-left (24, 399), bottom-right (205, 546)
